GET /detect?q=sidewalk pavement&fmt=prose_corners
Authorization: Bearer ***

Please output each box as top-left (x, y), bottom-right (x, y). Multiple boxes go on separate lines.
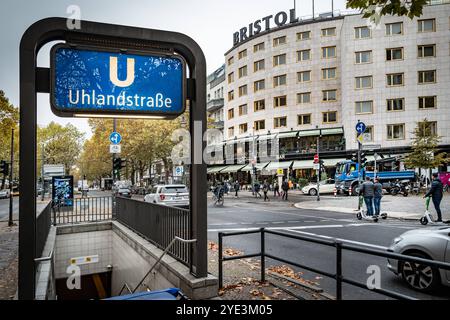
top-left (294, 194), bottom-right (450, 221)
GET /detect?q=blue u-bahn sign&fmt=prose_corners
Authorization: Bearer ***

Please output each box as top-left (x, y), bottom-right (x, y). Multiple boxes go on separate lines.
top-left (50, 44), bottom-right (186, 118)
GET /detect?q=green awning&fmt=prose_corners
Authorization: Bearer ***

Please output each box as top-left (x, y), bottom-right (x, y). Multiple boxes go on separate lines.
top-left (207, 166), bottom-right (229, 174)
top-left (277, 131), bottom-right (298, 139)
top-left (219, 164), bottom-right (247, 174)
top-left (257, 133), bottom-right (278, 141)
top-left (241, 162), bottom-right (271, 172)
top-left (227, 136), bottom-right (256, 144)
top-left (297, 129), bottom-right (320, 137)
top-left (265, 161), bottom-right (293, 171)
top-left (292, 160), bottom-right (314, 169)
top-left (321, 128), bottom-right (344, 135)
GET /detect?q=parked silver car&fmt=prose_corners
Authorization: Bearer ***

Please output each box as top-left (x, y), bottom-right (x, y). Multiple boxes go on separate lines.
top-left (0, 189), bottom-right (10, 199)
top-left (144, 185), bottom-right (189, 209)
top-left (387, 227), bottom-right (450, 292)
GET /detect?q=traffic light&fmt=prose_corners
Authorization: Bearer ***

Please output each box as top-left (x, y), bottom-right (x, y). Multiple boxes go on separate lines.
top-left (360, 152), bottom-right (367, 167)
top-left (113, 158), bottom-right (126, 179)
top-left (0, 160), bottom-right (9, 175)
top-left (351, 153), bottom-right (357, 163)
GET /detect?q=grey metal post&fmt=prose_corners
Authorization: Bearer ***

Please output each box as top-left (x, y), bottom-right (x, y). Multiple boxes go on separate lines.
top-left (112, 118), bottom-right (117, 182)
top-left (357, 137), bottom-right (362, 210)
top-left (316, 133), bottom-right (320, 202)
top-left (41, 143), bottom-right (45, 201)
top-left (8, 128), bottom-right (14, 227)
top-left (260, 228), bottom-right (265, 283)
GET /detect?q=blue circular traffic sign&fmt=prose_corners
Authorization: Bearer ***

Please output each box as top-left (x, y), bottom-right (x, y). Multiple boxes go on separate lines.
top-left (109, 132), bottom-right (122, 145)
top-left (355, 122), bottom-right (366, 134)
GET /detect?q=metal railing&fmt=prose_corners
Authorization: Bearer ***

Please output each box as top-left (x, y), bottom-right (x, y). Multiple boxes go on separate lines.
top-left (36, 201), bottom-right (52, 257)
top-left (52, 196), bottom-right (113, 225)
top-left (218, 228), bottom-right (450, 300)
top-left (115, 197), bottom-right (192, 267)
top-left (119, 236), bottom-right (197, 295)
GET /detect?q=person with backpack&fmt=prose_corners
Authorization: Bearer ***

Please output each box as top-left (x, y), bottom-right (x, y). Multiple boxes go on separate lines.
top-left (281, 179), bottom-right (289, 200)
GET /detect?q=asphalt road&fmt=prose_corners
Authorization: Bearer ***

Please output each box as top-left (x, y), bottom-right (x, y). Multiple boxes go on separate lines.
top-left (208, 193), bottom-right (450, 300)
top-left (0, 197), bottom-right (18, 222)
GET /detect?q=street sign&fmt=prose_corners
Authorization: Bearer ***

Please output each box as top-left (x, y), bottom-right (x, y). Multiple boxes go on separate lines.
top-left (313, 163), bottom-right (320, 170)
top-left (355, 122), bottom-right (366, 134)
top-left (51, 44), bottom-right (186, 118)
top-left (277, 168), bottom-right (284, 175)
top-left (109, 132), bottom-right (122, 145)
top-left (174, 166), bottom-right (184, 177)
top-left (362, 144), bottom-right (381, 151)
top-left (313, 154), bottom-right (319, 163)
top-left (110, 144), bottom-right (121, 154)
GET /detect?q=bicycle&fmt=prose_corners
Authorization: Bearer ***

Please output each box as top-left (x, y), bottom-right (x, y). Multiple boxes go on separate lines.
top-left (212, 190), bottom-right (224, 207)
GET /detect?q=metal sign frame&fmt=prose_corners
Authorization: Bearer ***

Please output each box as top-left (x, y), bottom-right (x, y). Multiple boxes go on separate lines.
top-left (19, 17), bottom-right (207, 299)
top-left (50, 43), bottom-right (187, 119)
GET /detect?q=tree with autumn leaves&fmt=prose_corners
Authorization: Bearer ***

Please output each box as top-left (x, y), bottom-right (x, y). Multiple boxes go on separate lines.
top-left (78, 117), bottom-right (182, 184)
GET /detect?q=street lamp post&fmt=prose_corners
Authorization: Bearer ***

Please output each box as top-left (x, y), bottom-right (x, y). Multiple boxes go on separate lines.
top-left (9, 129), bottom-right (14, 226)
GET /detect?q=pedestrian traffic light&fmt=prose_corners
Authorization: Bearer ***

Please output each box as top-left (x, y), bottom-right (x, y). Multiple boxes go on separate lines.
top-left (0, 160), bottom-right (9, 175)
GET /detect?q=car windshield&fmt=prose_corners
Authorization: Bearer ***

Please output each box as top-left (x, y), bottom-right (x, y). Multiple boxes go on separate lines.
top-left (119, 189), bottom-right (129, 192)
top-left (336, 164), bottom-right (345, 174)
top-left (162, 186), bottom-right (188, 194)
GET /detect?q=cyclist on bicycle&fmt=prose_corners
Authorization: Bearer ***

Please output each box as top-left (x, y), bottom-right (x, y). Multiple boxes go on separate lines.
top-left (213, 182), bottom-right (225, 199)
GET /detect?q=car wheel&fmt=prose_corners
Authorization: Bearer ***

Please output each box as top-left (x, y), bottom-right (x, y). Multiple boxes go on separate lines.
top-left (309, 188), bottom-right (317, 196)
top-left (399, 252), bottom-right (441, 292)
top-left (351, 186), bottom-right (358, 196)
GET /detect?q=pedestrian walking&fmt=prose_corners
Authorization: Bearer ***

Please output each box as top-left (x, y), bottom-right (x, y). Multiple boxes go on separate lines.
top-left (254, 182), bottom-right (261, 198)
top-left (373, 177), bottom-right (383, 216)
top-left (281, 179), bottom-right (289, 200)
top-left (233, 180), bottom-right (240, 198)
top-left (263, 180), bottom-right (270, 202)
top-left (424, 172), bottom-right (444, 222)
top-left (359, 177), bottom-right (375, 216)
top-left (274, 182), bottom-right (280, 197)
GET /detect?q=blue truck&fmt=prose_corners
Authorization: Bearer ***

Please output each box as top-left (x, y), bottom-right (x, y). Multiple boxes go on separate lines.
top-left (334, 157), bottom-right (416, 196)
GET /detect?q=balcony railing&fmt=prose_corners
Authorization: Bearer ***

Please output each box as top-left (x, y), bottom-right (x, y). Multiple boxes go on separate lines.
top-left (207, 98), bottom-right (224, 111)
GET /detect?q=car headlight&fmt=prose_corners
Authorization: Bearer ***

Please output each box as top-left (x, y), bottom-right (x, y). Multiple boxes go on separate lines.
top-left (391, 237), bottom-right (403, 246)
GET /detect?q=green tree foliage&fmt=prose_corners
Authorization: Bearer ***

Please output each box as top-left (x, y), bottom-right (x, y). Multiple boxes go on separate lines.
top-left (0, 90), bottom-right (19, 161)
top-left (347, 0), bottom-right (429, 19)
top-left (37, 122), bottom-right (85, 174)
top-left (404, 119), bottom-right (447, 170)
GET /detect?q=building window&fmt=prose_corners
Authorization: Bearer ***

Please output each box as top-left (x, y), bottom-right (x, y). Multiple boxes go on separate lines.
top-left (238, 104), bottom-right (248, 116)
top-left (386, 47), bottom-right (403, 61)
top-left (273, 54), bottom-right (287, 67)
top-left (254, 120), bottom-right (265, 131)
top-left (387, 98), bottom-right (405, 111)
top-left (254, 79), bottom-right (265, 92)
top-left (355, 50), bottom-right (372, 64)
top-left (273, 74), bottom-right (287, 87)
top-left (274, 116), bottom-right (287, 128)
top-left (321, 27), bottom-right (336, 37)
top-left (254, 42), bottom-right (265, 53)
top-left (322, 46), bottom-right (336, 58)
top-left (297, 49), bottom-right (311, 61)
top-left (386, 22), bottom-right (403, 35)
top-left (297, 114), bottom-right (312, 125)
top-left (274, 95), bottom-right (287, 108)
top-left (418, 44), bottom-right (436, 58)
top-left (355, 101), bottom-right (373, 114)
top-left (355, 26), bottom-right (371, 39)
top-left (419, 121), bottom-right (437, 136)
top-left (238, 85), bottom-right (247, 97)
top-left (323, 111), bottom-right (337, 123)
top-left (238, 65), bottom-right (248, 78)
top-left (355, 76), bottom-right (373, 89)
top-left (227, 108), bottom-right (234, 120)
top-left (322, 90), bottom-right (337, 102)
top-left (254, 99), bottom-right (265, 112)
top-left (297, 70), bottom-right (311, 83)
top-left (254, 59), bottom-right (265, 72)
top-left (418, 70), bottom-right (436, 84)
top-left (228, 72), bottom-right (234, 84)
top-left (418, 19), bottom-right (435, 32)
top-left (228, 127), bottom-right (234, 137)
top-left (297, 92), bottom-right (311, 104)
top-left (297, 31), bottom-right (311, 40)
top-left (386, 73), bottom-right (404, 86)
top-left (273, 36), bottom-right (286, 47)
top-left (238, 49), bottom-right (247, 59)
top-left (322, 67), bottom-right (336, 80)
top-left (356, 126), bottom-right (374, 141)
top-left (227, 56), bottom-right (234, 66)
top-left (228, 90), bottom-right (234, 101)
top-left (239, 123), bottom-right (248, 134)
top-left (418, 96), bottom-right (437, 109)
top-left (387, 124), bottom-right (405, 140)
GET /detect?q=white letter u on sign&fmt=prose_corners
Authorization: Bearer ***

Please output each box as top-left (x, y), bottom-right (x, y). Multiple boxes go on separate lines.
top-left (109, 57), bottom-right (135, 87)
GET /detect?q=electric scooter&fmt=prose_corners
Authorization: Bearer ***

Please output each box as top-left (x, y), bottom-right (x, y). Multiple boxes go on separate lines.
top-left (356, 196), bottom-right (387, 222)
top-left (420, 197), bottom-right (437, 225)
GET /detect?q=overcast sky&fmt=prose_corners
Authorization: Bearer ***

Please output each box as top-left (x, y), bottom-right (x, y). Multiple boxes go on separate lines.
top-left (0, 0), bottom-right (348, 137)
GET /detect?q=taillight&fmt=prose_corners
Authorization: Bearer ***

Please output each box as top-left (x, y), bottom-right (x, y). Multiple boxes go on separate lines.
top-left (160, 194), bottom-right (166, 201)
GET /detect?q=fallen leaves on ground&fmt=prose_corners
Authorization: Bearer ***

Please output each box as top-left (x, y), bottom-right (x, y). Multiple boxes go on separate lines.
top-left (268, 265), bottom-right (320, 287)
